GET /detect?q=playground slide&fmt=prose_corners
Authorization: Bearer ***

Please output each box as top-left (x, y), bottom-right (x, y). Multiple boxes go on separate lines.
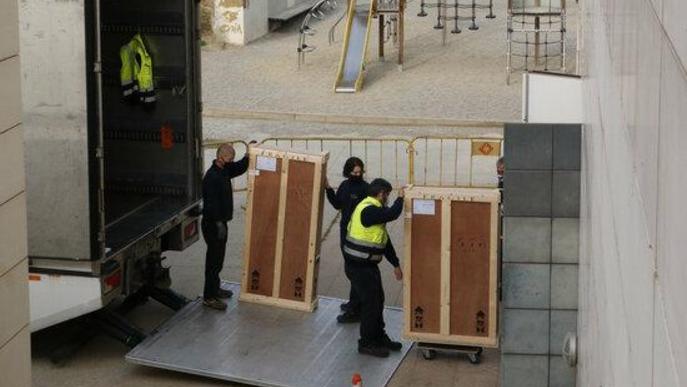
top-left (334, 0), bottom-right (375, 93)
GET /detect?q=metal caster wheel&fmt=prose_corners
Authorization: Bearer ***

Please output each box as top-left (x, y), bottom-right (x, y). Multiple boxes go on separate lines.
top-left (468, 353), bottom-right (481, 364)
top-left (421, 349), bottom-right (437, 360)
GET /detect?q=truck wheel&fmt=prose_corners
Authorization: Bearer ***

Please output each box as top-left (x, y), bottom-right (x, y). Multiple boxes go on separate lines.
top-left (421, 349), bottom-right (437, 360)
top-left (468, 353), bottom-right (481, 365)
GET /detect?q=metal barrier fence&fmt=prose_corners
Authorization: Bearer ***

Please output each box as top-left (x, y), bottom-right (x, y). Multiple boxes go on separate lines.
top-left (202, 135), bottom-right (503, 191)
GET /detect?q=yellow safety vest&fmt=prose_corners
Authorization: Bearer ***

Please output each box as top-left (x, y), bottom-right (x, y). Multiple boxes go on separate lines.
top-left (119, 34), bottom-right (156, 104)
top-left (344, 196), bottom-right (388, 263)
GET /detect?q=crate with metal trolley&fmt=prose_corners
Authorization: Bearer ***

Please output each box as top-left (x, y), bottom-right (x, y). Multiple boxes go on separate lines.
top-left (403, 186), bottom-right (500, 363)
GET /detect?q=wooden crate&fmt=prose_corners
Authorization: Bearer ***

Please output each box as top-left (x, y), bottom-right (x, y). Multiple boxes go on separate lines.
top-left (403, 186), bottom-right (500, 347)
top-left (240, 146), bottom-right (329, 312)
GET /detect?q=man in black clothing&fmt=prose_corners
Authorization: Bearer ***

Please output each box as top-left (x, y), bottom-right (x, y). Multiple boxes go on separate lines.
top-left (201, 143), bottom-right (250, 310)
top-left (325, 157), bottom-right (369, 323)
top-left (497, 156), bottom-right (505, 189)
top-left (343, 178), bottom-right (405, 358)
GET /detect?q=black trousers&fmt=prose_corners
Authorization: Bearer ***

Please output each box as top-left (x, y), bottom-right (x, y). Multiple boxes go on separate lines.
top-left (202, 218), bottom-right (228, 299)
top-left (345, 260), bottom-right (386, 345)
top-left (340, 233), bottom-right (361, 313)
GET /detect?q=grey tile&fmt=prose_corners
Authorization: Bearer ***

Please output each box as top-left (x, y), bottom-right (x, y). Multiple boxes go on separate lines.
top-left (550, 310), bottom-right (577, 355)
top-left (503, 217), bottom-right (551, 263)
top-left (552, 171), bottom-right (580, 217)
top-left (552, 218), bottom-right (579, 263)
top-left (553, 124), bottom-right (582, 170)
top-left (504, 123), bottom-right (553, 170)
top-left (550, 356), bottom-right (577, 387)
top-left (551, 265), bottom-right (579, 309)
top-left (501, 309), bottom-right (549, 354)
top-left (500, 354), bottom-right (548, 387)
top-left (504, 170), bottom-right (552, 217)
top-left (503, 263), bottom-right (550, 309)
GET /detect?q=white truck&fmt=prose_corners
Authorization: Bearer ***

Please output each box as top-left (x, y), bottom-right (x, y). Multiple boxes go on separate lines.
top-left (20, 0), bottom-right (203, 345)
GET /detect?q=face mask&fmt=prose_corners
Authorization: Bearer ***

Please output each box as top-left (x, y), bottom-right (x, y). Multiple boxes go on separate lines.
top-left (349, 175), bottom-right (363, 181)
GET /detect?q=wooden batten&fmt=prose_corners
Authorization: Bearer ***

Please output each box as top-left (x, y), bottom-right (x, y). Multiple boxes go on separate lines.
top-left (403, 186), bottom-right (500, 348)
top-left (240, 146), bottom-right (328, 312)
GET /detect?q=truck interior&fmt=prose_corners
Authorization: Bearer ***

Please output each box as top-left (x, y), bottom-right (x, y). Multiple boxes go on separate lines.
top-left (98, 0), bottom-right (201, 256)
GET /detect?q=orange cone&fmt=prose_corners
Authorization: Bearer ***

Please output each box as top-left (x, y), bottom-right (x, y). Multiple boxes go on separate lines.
top-left (352, 373), bottom-right (363, 387)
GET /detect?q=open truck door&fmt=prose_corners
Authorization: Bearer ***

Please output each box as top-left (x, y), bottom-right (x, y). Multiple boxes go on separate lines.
top-left (21, 0), bottom-right (202, 334)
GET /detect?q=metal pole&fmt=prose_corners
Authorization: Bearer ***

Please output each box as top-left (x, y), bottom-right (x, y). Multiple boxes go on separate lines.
top-left (398, 0), bottom-right (404, 70)
top-left (469, 0), bottom-right (479, 30)
top-left (418, 0), bottom-right (428, 16)
top-left (451, 0), bottom-right (461, 34)
top-left (94, 0), bottom-right (107, 260)
top-left (379, 13), bottom-right (385, 59)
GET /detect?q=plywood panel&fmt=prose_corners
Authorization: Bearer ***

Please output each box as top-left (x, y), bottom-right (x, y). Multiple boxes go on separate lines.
top-left (246, 158), bottom-right (282, 296)
top-left (450, 201), bottom-right (491, 337)
top-left (280, 161), bottom-right (315, 301)
top-left (409, 200), bottom-right (442, 334)
top-left (242, 146), bottom-right (328, 312)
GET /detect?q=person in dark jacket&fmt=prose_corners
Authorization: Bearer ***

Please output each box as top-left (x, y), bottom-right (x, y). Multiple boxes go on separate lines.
top-left (343, 178), bottom-right (405, 358)
top-left (201, 143), bottom-right (251, 310)
top-left (497, 157), bottom-right (505, 189)
top-left (325, 157), bottom-right (369, 323)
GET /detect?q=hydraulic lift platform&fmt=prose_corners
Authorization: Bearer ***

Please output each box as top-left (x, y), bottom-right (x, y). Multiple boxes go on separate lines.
top-left (126, 282), bottom-right (412, 387)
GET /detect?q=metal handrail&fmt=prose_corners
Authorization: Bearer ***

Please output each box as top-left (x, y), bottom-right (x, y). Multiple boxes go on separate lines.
top-left (328, 4), bottom-right (347, 45)
top-left (202, 133), bottom-right (504, 192)
top-left (298, 0), bottom-right (340, 68)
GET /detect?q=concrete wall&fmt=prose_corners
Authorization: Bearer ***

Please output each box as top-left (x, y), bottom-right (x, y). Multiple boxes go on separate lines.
top-left (213, 0), bottom-right (269, 45)
top-left (579, 0), bottom-right (686, 385)
top-left (501, 124), bottom-right (581, 387)
top-left (0, 0), bottom-right (31, 385)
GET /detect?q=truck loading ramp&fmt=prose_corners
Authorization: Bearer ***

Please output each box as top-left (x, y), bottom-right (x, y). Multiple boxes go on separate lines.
top-left (126, 282), bottom-right (411, 386)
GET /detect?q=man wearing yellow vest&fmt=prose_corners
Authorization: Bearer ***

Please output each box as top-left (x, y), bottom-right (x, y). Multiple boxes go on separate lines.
top-left (343, 178), bottom-right (405, 358)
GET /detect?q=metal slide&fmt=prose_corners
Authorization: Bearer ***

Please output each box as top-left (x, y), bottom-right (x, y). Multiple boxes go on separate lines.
top-left (334, 0), bottom-right (375, 92)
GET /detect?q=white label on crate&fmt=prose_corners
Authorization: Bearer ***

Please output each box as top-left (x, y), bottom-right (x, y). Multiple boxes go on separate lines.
top-left (248, 170), bottom-right (260, 176)
top-left (413, 199), bottom-right (435, 215)
top-left (256, 156), bottom-right (277, 172)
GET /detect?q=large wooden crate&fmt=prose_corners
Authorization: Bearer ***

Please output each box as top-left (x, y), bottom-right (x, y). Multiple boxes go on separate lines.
top-left (403, 186), bottom-right (500, 347)
top-left (240, 146), bottom-right (328, 312)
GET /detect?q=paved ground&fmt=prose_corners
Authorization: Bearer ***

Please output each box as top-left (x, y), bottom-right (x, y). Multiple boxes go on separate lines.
top-left (31, 1), bottom-right (576, 386)
top-left (201, 0), bottom-right (578, 122)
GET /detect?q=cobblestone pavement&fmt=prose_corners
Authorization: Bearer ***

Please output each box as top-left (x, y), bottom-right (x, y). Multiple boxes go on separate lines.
top-left (201, 0), bottom-right (577, 122)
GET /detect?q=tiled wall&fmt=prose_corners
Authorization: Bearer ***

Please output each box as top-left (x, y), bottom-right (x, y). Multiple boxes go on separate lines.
top-left (500, 123), bottom-right (581, 387)
top-left (0, 0), bottom-right (31, 385)
top-left (579, 0), bottom-right (687, 385)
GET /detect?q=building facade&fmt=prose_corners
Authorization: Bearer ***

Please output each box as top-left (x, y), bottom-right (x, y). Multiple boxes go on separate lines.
top-left (0, 0), bottom-right (31, 385)
top-left (579, 0), bottom-right (686, 385)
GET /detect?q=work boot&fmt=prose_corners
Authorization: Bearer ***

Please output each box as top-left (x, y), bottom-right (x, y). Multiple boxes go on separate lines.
top-left (380, 334), bottom-right (403, 351)
top-left (340, 302), bottom-right (350, 311)
top-left (358, 341), bottom-right (390, 358)
top-left (336, 311), bottom-right (360, 323)
top-left (217, 288), bottom-right (234, 299)
top-left (203, 297), bottom-right (227, 311)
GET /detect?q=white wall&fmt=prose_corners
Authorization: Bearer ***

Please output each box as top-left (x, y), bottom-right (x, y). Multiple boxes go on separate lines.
top-left (0, 0), bottom-right (31, 384)
top-left (579, 0), bottom-right (685, 385)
